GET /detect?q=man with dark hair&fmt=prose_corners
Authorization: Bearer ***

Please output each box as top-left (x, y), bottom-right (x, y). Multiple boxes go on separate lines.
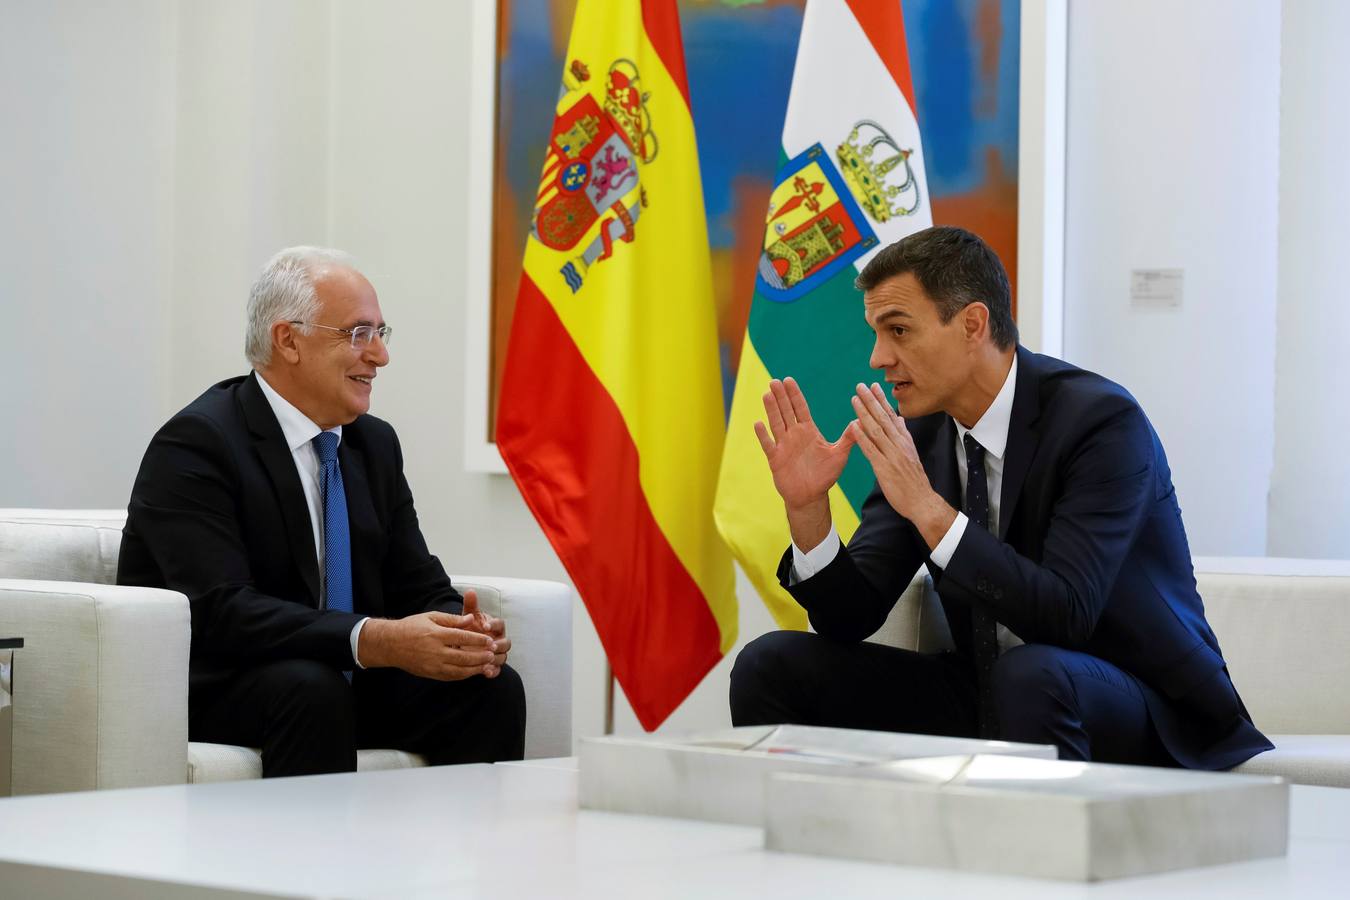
top-left (730, 225), bottom-right (1271, 769)
top-left (853, 225), bottom-right (1019, 349)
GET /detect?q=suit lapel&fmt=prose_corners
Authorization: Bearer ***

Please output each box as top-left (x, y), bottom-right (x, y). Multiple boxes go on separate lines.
top-left (921, 414), bottom-right (968, 649)
top-left (998, 346), bottom-right (1043, 541)
top-left (239, 372), bottom-right (320, 605)
top-left (923, 415), bottom-right (961, 511)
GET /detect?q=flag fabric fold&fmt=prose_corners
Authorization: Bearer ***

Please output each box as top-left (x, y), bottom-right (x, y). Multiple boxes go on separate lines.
top-left (715, 0), bottom-right (934, 628)
top-left (497, 0), bottom-right (736, 730)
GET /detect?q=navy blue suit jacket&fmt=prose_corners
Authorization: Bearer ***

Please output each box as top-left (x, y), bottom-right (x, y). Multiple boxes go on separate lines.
top-left (779, 347), bottom-right (1272, 770)
top-left (117, 372), bottom-right (463, 695)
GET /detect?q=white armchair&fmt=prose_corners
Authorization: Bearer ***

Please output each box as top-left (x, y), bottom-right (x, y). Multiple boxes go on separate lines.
top-left (0, 509), bottom-right (572, 794)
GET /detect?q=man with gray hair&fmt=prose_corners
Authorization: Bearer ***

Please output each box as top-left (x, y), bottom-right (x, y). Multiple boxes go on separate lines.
top-left (118, 247), bottom-right (525, 776)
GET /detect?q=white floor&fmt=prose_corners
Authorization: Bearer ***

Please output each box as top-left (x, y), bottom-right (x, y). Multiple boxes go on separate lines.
top-left (0, 760), bottom-right (1346, 899)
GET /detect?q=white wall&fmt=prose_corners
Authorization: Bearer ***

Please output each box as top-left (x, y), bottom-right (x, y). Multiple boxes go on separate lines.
top-left (0, 0), bottom-right (178, 508)
top-left (1062, 0), bottom-right (1282, 556)
top-left (169, 0), bottom-right (334, 406)
top-left (1267, 0), bottom-right (1350, 558)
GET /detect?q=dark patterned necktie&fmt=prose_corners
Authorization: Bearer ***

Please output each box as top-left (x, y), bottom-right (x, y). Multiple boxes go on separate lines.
top-left (964, 433), bottom-right (999, 738)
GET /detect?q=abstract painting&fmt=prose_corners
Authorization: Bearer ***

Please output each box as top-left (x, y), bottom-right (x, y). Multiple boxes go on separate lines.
top-left (486, 0), bottom-right (1020, 435)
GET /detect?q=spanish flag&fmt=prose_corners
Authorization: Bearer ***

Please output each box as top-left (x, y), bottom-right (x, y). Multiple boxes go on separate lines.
top-left (496, 0), bottom-right (735, 730)
top-left (715, 0), bottom-right (933, 628)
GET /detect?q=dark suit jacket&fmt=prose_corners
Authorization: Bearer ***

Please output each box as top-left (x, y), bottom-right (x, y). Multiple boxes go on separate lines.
top-left (779, 347), bottom-right (1272, 770)
top-left (117, 372), bottom-right (463, 695)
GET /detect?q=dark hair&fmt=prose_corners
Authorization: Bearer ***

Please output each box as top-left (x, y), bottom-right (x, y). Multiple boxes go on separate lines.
top-left (854, 226), bottom-right (1018, 350)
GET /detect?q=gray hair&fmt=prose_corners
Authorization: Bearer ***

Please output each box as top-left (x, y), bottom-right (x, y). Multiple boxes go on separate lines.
top-left (245, 246), bottom-right (357, 367)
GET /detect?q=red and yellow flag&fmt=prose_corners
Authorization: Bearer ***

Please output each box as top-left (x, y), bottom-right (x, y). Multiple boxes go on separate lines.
top-left (496, 0), bottom-right (735, 730)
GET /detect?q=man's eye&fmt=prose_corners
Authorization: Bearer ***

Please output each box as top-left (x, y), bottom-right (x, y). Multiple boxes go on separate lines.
top-left (891, 327), bottom-right (906, 337)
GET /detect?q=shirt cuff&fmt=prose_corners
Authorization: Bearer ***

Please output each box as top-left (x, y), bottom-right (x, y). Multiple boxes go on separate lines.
top-left (350, 617), bottom-right (369, 669)
top-left (929, 512), bottom-right (969, 570)
top-left (790, 525), bottom-right (842, 584)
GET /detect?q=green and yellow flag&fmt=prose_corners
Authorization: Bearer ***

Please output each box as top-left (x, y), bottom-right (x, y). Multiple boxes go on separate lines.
top-left (715, 0), bottom-right (933, 628)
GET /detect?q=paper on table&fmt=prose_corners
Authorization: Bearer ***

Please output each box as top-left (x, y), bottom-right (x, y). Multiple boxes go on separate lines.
top-left (746, 725), bottom-right (1049, 766)
top-left (674, 725), bottom-right (928, 763)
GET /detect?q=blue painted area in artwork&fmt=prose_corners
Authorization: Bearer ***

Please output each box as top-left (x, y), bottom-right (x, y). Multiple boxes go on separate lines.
top-left (499, 1), bottom-right (1021, 246)
top-left (907, 0), bottom-right (974, 192)
top-left (682, 4), bottom-right (803, 247)
top-left (756, 144), bottom-right (878, 304)
top-left (904, 0), bottom-right (1021, 195)
top-left (994, 0), bottom-right (1022, 167)
top-left (499, 0), bottom-right (566, 238)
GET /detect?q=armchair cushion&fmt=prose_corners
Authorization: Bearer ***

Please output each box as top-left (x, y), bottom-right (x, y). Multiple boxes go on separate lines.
top-left (866, 571), bottom-right (953, 654)
top-left (0, 511), bottom-right (125, 586)
top-left (1232, 735), bottom-right (1350, 787)
top-left (1194, 558), bottom-right (1350, 735)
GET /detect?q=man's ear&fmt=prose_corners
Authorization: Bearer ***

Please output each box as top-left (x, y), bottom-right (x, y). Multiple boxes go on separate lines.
top-left (272, 321), bottom-right (302, 365)
top-left (962, 302), bottom-right (990, 343)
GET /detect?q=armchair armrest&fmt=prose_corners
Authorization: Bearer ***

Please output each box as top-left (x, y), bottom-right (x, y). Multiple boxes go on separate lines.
top-left (867, 571), bottom-right (955, 653)
top-left (0, 580), bottom-right (189, 794)
top-left (452, 575), bottom-right (573, 758)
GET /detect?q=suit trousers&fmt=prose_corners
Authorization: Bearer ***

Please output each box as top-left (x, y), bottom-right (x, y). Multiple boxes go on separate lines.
top-left (189, 659), bottom-right (527, 777)
top-left (730, 631), bottom-right (1174, 766)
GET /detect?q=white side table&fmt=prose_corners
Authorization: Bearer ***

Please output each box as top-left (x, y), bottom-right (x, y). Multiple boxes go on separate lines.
top-left (0, 636), bottom-right (21, 797)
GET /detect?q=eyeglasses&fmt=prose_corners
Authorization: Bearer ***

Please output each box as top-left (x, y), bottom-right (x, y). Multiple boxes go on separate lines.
top-left (289, 321), bottom-right (393, 349)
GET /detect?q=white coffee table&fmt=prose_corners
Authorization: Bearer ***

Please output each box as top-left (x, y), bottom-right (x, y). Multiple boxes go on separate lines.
top-left (0, 758), bottom-right (1345, 899)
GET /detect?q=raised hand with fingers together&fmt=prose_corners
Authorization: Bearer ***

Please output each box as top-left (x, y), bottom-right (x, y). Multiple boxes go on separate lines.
top-left (848, 381), bottom-right (955, 549)
top-left (754, 376), bottom-right (857, 551)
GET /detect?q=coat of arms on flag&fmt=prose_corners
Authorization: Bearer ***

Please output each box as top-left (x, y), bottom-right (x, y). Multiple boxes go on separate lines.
top-left (756, 143), bottom-right (877, 303)
top-left (531, 59), bottom-right (657, 293)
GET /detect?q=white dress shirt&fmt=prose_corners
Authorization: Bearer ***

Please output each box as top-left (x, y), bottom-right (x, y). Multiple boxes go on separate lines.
top-left (792, 355), bottom-right (1023, 651)
top-left (255, 373), bottom-right (368, 667)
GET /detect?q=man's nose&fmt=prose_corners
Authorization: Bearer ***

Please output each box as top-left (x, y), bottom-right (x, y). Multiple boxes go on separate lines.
top-left (366, 334), bottom-right (390, 366)
top-left (869, 336), bottom-right (890, 371)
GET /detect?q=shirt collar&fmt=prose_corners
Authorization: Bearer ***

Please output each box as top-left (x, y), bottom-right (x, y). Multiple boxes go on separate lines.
top-left (254, 371), bottom-right (341, 453)
top-left (953, 354), bottom-right (1017, 460)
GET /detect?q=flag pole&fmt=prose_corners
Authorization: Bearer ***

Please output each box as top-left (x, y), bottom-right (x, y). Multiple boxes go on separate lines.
top-left (604, 662), bottom-right (616, 735)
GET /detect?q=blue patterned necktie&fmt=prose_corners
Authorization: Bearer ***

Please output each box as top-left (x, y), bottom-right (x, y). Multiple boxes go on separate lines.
top-left (312, 432), bottom-right (353, 617)
top-left (964, 433), bottom-right (999, 738)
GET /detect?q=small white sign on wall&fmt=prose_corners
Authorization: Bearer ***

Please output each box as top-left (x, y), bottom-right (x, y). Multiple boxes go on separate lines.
top-left (1131, 268), bottom-right (1184, 308)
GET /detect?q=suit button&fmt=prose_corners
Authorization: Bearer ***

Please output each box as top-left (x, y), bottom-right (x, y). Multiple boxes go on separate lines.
top-left (994, 588), bottom-right (1004, 600)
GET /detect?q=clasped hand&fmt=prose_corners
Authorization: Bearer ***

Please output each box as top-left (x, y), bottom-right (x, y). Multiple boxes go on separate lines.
top-left (361, 588), bottom-right (511, 681)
